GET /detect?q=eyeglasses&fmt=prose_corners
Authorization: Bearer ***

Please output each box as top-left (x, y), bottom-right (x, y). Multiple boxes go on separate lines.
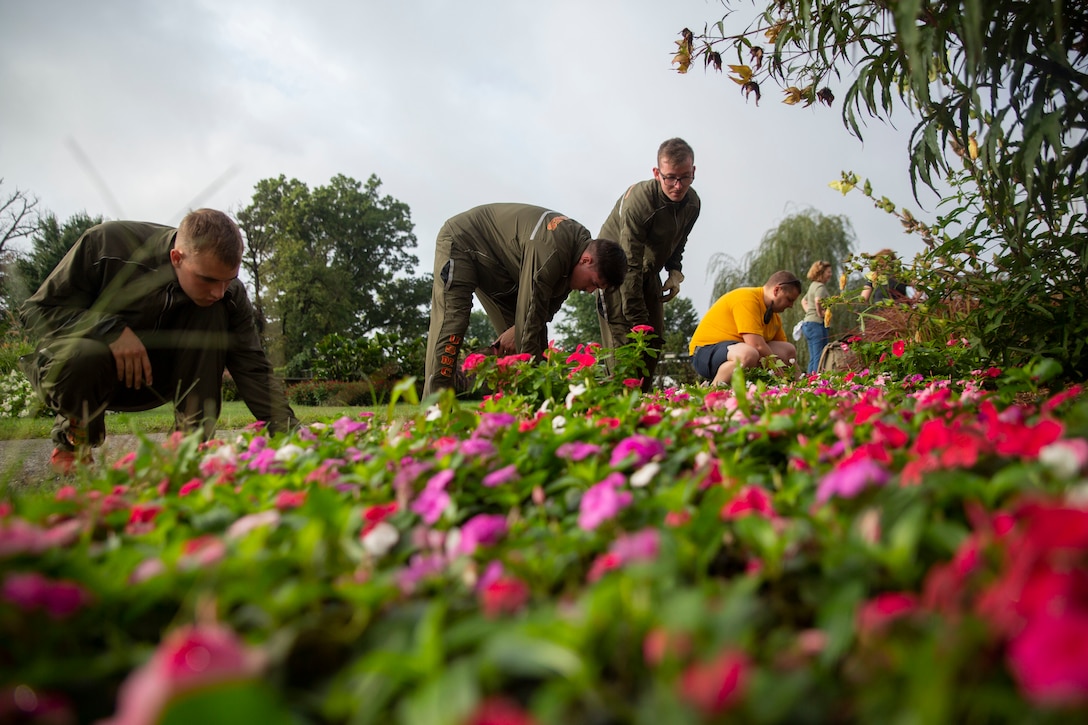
top-left (658, 172), bottom-right (695, 186)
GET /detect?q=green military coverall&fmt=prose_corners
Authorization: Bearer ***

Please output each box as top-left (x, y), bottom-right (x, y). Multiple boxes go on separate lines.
top-left (424, 203), bottom-right (594, 397)
top-left (597, 179), bottom-right (701, 390)
top-left (20, 221), bottom-right (297, 449)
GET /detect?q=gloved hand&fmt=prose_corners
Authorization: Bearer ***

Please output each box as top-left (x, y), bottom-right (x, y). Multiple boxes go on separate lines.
top-left (661, 269), bottom-right (684, 302)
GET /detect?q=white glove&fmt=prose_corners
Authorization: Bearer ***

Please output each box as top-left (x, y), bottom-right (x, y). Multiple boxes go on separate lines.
top-left (661, 269), bottom-right (684, 302)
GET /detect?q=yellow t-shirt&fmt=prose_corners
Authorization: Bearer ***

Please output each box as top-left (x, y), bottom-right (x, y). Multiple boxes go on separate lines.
top-left (689, 286), bottom-right (786, 355)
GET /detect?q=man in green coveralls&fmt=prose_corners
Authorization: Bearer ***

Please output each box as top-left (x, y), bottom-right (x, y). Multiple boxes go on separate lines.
top-left (597, 138), bottom-right (701, 391)
top-left (423, 203), bottom-right (627, 398)
top-left (20, 208), bottom-right (298, 472)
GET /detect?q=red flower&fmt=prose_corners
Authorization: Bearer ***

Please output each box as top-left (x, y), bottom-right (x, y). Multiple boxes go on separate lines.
top-left (721, 486), bottom-right (775, 520)
top-left (678, 649), bottom-right (749, 715)
top-left (892, 339), bottom-right (906, 357)
top-left (857, 592), bottom-right (918, 635)
top-left (480, 576), bottom-right (530, 617)
top-left (274, 490), bottom-right (307, 511)
top-left (1008, 612), bottom-right (1088, 706)
top-left (466, 697), bottom-right (537, 725)
top-left (361, 502), bottom-right (398, 535)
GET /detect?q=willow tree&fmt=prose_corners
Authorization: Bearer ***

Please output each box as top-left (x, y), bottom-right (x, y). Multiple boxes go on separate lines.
top-left (709, 206), bottom-right (855, 370)
top-left (674, 0), bottom-right (1088, 379)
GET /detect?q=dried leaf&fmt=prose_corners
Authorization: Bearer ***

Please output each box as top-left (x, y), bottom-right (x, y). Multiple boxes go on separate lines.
top-left (727, 64), bottom-right (753, 83)
top-left (817, 87), bottom-right (835, 107)
top-left (706, 51), bottom-right (723, 72)
top-left (749, 46), bottom-right (764, 71)
top-left (782, 86), bottom-right (803, 105)
top-left (741, 81), bottom-right (761, 105)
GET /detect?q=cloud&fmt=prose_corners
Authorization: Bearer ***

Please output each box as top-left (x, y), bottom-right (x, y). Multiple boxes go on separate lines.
top-left (0, 0), bottom-right (939, 311)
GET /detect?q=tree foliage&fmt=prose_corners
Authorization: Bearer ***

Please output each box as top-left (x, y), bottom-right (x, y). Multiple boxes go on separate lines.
top-left (236, 174), bottom-right (425, 366)
top-left (677, 1), bottom-right (1088, 379)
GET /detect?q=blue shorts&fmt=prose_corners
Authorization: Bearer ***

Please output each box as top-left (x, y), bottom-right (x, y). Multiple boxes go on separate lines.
top-left (692, 341), bottom-right (740, 380)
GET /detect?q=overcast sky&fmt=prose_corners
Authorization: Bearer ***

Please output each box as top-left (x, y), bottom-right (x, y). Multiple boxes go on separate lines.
top-left (0, 0), bottom-right (938, 314)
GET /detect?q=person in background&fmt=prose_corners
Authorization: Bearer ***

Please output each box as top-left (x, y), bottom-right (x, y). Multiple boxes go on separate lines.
top-left (688, 271), bottom-right (802, 386)
top-left (800, 260), bottom-right (833, 374)
top-left (860, 248), bottom-right (909, 303)
top-left (423, 203), bottom-right (627, 398)
top-left (596, 137), bottom-right (701, 391)
top-left (20, 208), bottom-right (298, 473)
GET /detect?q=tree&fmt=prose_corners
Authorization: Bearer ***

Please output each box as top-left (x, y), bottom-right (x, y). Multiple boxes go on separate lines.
top-left (237, 174), bottom-right (427, 367)
top-left (0, 180), bottom-right (39, 256)
top-left (13, 212), bottom-right (103, 302)
top-left (674, 1), bottom-right (1088, 378)
top-left (708, 207), bottom-right (855, 370)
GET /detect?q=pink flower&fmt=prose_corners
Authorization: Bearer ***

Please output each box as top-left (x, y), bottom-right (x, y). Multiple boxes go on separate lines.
top-left (815, 459), bottom-right (889, 503)
top-left (462, 353), bottom-right (487, 372)
top-left (274, 490), bottom-right (307, 511)
top-left (104, 623), bottom-right (265, 725)
top-left (466, 696), bottom-right (537, 725)
top-left (361, 502), bottom-right (398, 535)
top-left (332, 416), bottom-right (369, 440)
top-left (609, 434), bottom-right (666, 468)
top-left (892, 340), bottom-right (906, 357)
top-left (1, 572), bottom-right (90, 618)
top-left (631, 324), bottom-right (655, 334)
top-left (396, 553), bottom-right (447, 594)
top-left (411, 470), bottom-right (454, 525)
top-left (578, 473), bottom-right (632, 531)
top-left (622, 378), bottom-right (643, 389)
top-left (587, 552), bottom-right (624, 582)
top-left (179, 535), bottom-right (226, 569)
top-left (678, 649), bottom-right (749, 716)
top-left (178, 478), bottom-right (203, 497)
top-left (857, 592), bottom-right (918, 635)
top-left (226, 510), bottom-right (281, 539)
top-left (721, 486), bottom-right (776, 520)
top-left (126, 505), bottom-right (163, 535)
top-left (483, 463), bottom-right (519, 487)
top-left (556, 441), bottom-right (600, 461)
top-left (1008, 612), bottom-right (1088, 706)
top-left (565, 344), bottom-right (597, 376)
top-left (457, 514), bottom-right (508, 556)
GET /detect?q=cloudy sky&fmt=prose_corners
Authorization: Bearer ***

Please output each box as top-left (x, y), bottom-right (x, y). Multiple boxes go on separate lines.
top-left (0, 0), bottom-right (938, 313)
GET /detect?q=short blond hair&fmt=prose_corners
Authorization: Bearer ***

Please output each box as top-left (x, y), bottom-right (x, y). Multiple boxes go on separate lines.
top-left (177, 208), bottom-right (243, 268)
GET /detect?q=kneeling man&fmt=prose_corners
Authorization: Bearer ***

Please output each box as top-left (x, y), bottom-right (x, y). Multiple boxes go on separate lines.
top-left (689, 271), bottom-right (802, 386)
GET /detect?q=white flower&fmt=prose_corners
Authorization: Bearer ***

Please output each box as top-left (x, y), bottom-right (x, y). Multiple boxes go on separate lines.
top-left (274, 443), bottom-right (305, 462)
top-left (630, 462), bottom-right (660, 488)
top-left (565, 383), bottom-right (587, 410)
top-left (1039, 439), bottom-right (1088, 480)
top-left (425, 404), bottom-right (443, 422)
top-left (227, 509), bottom-right (282, 539)
top-left (552, 415), bottom-right (566, 433)
top-left (362, 521), bottom-right (400, 557)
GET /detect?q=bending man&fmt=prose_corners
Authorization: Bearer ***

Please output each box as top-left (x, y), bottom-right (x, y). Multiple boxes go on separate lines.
top-left (597, 137), bottom-right (701, 390)
top-left (689, 271), bottom-right (802, 386)
top-left (424, 203), bottom-right (627, 397)
top-left (21, 208), bottom-right (298, 472)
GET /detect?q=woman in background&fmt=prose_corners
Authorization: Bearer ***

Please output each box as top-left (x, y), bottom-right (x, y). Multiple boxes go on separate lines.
top-left (801, 260), bottom-right (832, 374)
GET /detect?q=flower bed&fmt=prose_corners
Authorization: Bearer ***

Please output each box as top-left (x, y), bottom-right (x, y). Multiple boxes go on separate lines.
top-left (1, 337), bottom-right (1087, 723)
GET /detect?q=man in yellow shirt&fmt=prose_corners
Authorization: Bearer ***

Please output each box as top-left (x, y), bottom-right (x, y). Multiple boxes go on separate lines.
top-left (689, 271), bottom-right (802, 385)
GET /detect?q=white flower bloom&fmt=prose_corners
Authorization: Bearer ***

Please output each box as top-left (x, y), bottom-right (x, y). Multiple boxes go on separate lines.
top-left (537, 398), bottom-right (552, 414)
top-left (552, 415), bottom-right (566, 432)
top-left (274, 443), bottom-right (306, 462)
top-left (363, 521), bottom-right (400, 557)
top-left (630, 462), bottom-right (660, 488)
top-left (226, 509), bottom-right (282, 539)
top-left (565, 383), bottom-right (587, 410)
top-left (425, 404), bottom-right (443, 422)
top-left (1039, 440), bottom-right (1086, 480)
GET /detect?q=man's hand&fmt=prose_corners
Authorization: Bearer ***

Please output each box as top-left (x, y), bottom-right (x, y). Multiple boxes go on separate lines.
top-left (109, 327), bottom-right (153, 389)
top-left (495, 326), bottom-right (517, 355)
top-left (661, 269), bottom-right (684, 302)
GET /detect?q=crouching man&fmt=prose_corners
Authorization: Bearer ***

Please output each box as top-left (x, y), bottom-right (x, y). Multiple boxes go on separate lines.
top-left (20, 208), bottom-right (297, 473)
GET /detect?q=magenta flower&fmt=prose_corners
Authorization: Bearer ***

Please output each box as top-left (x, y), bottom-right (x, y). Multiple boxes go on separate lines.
top-left (1008, 611), bottom-right (1088, 706)
top-left (462, 352), bottom-right (487, 371)
top-left (2, 572), bottom-right (90, 619)
top-left (457, 514), bottom-right (509, 555)
top-left (396, 553), bottom-right (447, 594)
top-left (578, 473), bottom-right (633, 531)
top-left (411, 469), bottom-right (454, 524)
top-left (557, 441), bottom-right (601, 462)
top-left (611, 527), bottom-right (661, 563)
top-left (460, 438), bottom-right (497, 459)
top-left (105, 623), bottom-right (265, 725)
top-left (892, 340), bottom-right (906, 357)
top-left (610, 434), bottom-right (666, 468)
top-left (720, 486), bottom-right (776, 520)
top-left (816, 459), bottom-right (890, 503)
top-left (332, 416), bottom-right (369, 440)
top-left (483, 464), bottom-right (519, 487)
top-left (475, 412), bottom-right (516, 439)
top-left (631, 324), bottom-right (655, 334)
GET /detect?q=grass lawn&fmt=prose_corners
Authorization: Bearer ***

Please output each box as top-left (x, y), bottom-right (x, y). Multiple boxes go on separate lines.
top-left (0, 401), bottom-right (416, 441)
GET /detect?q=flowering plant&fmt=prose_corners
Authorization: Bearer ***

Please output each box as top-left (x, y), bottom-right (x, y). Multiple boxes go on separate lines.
top-left (2, 340), bottom-right (1087, 723)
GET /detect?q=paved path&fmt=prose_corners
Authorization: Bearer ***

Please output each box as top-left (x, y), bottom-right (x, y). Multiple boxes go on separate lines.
top-left (0, 434), bottom-right (169, 493)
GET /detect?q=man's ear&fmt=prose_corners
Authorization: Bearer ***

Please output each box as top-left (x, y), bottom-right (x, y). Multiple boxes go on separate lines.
top-left (169, 248), bottom-right (183, 267)
top-left (580, 252), bottom-right (594, 266)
